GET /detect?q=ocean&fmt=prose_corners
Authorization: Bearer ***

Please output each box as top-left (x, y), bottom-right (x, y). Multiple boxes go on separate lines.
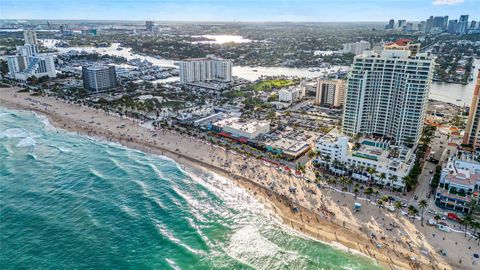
top-left (0, 108), bottom-right (382, 270)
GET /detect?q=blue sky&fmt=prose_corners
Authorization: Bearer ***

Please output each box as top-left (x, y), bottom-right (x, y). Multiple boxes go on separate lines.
top-left (0, 0), bottom-right (479, 21)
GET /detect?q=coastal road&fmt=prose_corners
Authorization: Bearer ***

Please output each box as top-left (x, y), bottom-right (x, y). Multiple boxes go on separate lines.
top-left (411, 129), bottom-right (449, 208)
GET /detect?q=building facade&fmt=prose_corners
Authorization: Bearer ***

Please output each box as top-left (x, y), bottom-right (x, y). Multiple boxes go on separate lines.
top-left (82, 65), bottom-right (118, 93)
top-left (178, 57), bottom-right (232, 84)
top-left (315, 79), bottom-right (346, 107)
top-left (23, 30), bottom-right (38, 45)
top-left (463, 72), bottom-right (480, 149)
top-left (342, 39), bottom-right (434, 145)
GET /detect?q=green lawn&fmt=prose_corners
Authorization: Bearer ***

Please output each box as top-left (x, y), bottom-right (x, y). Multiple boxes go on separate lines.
top-left (253, 79), bottom-right (296, 91)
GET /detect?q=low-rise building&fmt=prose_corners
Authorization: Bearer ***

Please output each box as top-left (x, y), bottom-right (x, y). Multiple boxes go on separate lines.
top-left (279, 87), bottom-right (305, 103)
top-left (315, 129), bottom-right (415, 188)
top-left (435, 150), bottom-right (480, 213)
top-left (265, 138), bottom-right (311, 160)
top-left (213, 117), bottom-right (270, 139)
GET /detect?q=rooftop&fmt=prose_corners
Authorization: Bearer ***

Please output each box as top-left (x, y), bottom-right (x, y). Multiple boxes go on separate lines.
top-left (214, 117), bottom-right (270, 134)
top-left (445, 171), bottom-right (480, 187)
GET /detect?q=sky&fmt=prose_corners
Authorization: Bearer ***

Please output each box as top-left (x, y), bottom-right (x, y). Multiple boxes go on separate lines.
top-left (0, 0), bottom-right (479, 22)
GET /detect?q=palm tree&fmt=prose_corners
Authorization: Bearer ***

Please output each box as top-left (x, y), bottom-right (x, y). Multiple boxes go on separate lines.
top-left (353, 188), bottom-right (359, 200)
top-left (379, 172), bottom-right (386, 186)
top-left (389, 175), bottom-right (398, 191)
top-left (339, 177), bottom-right (347, 196)
top-left (462, 215), bottom-right (474, 237)
top-left (419, 199), bottom-right (428, 226)
top-left (402, 176), bottom-right (410, 192)
top-left (347, 178), bottom-right (353, 192)
top-left (394, 201), bottom-right (403, 218)
top-left (408, 205), bottom-right (418, 223)
top-left (377, 200), bottom-right (383, 214)
top-left (367, 167), bottom-right (377, 183)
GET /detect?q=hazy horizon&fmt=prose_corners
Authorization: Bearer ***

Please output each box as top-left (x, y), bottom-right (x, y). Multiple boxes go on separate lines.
top-left (0, 0), bottom-right (479, 22)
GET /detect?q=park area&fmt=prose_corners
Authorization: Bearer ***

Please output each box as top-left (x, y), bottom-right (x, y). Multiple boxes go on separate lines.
top-left (253, 79), bottom-right (297, 91)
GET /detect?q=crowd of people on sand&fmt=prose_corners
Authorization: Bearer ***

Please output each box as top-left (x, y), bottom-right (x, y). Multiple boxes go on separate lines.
top-left (1, 89), bottom-right (476, 269)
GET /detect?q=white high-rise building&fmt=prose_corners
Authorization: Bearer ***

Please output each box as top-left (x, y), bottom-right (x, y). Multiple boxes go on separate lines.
top-left (23, 30), bottom-right (38, 45)
top-left (342, 41), bottom-right (371, 55)
top-left (6, 30), bottom-right (56, 81)
top-left (342, 39), bottom-right (434, 145)
top-left (178, 57), bottom-right (232, 84)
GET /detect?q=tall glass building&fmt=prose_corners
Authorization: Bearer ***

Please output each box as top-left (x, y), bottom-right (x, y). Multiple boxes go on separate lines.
top-left (342, 39), bottom-right (434, 146)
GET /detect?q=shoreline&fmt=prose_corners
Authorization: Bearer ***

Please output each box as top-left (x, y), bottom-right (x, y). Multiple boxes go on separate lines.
top-left (1, 88), bottom-right (462, 270)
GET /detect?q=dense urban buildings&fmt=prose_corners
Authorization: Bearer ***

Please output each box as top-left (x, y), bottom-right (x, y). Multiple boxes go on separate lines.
top-left (342, 39), bottom-right (434, 145)
top-left (82, 65), bottom-right (118, 93)
top-left (6, 30), bottom-right (56, 81)
top-left (178, 57), bottom-right (232, 84)
top-left (315, 79), bottom-right (346, 107)
top-left (463, 72), bottom-right (480, 149)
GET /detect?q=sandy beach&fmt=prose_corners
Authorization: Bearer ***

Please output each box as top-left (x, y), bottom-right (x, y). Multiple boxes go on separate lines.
top-left (1, 87), bottom-right (477, 270)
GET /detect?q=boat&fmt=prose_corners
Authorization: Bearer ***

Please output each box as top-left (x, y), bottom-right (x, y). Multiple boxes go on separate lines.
top-left (252, 69), bottom-right (258, 72)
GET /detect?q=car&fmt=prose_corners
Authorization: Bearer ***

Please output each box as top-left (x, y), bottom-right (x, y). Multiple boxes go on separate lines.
top-left (429, 170), bottom-right (434, 174)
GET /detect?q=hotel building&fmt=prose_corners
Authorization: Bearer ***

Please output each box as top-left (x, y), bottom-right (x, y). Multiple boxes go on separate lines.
top-left (178, 57), bottom-right (232, 84)
top-left (463, 72), bottom-right (480, 149)
top-left (82, 65), bottom-right (118, 93)
top-left (342, 39), bottom-right (434, 146)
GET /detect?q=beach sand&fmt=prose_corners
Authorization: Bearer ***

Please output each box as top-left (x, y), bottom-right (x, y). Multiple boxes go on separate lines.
top-left (1, 87), bottom-right (476, 270)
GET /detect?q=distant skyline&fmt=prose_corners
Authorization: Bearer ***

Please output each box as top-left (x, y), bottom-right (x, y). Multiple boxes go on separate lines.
top-left (0, 0), bottom-right (479, 22)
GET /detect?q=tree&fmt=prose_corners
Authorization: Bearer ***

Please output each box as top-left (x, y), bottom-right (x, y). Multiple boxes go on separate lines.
top-left (394, 201), bottom-right (403, 218)
top-left (367, 167), bottom-right (377, 183)
top-left (408, 205), bottom-right (418, 223)
top-left (389, 175), bottom-right (398, 191)
top-left (377, 200), bottom-right (383, 214)
top-left (353, 188), bottom-right (359, 200)
top-left (379, 172), bottom-right (386, 186)
top-left (462, 215), bottom-right (474, 237)
top-left (419, 199), bottom-right (428, 226)
top-left (434, 214), bottom-right (441, 223)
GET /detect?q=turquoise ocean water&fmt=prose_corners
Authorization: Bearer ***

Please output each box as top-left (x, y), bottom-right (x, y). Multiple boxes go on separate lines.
top-left (0, 108), bottom-right (382, 270)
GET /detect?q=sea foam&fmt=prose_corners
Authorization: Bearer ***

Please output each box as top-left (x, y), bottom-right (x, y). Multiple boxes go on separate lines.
top-left (0, 128), bottom-right (29, 139)
top-left (16, 137), bottom-right (36, 147)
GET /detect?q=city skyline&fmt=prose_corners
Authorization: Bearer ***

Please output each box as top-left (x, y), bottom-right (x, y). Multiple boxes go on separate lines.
top-left (1, 0), bottom-right (479, 22)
